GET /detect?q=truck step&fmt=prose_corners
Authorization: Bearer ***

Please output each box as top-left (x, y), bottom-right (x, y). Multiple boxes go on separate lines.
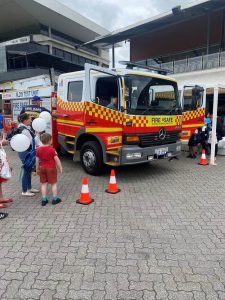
top-left (66, 141), bottom-right (75, 145)
top-left (106, 150), bottom-right (120, 156)
top-left (106, 161), bottom-right (120, 166)
top-left (67, 150), bottom-right (75, 155)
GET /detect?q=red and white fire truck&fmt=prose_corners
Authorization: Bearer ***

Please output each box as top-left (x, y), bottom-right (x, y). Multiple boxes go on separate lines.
top-left (52, 63), bottom-right (183, 174)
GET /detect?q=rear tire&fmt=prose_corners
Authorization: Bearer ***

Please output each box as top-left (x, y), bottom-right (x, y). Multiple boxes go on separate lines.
top-left (80, 141), bottom-right (104, 175)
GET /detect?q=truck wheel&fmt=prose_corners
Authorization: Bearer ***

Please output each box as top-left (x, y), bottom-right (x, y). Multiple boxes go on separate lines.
top-left (80, 141), bottom-right (104, 175)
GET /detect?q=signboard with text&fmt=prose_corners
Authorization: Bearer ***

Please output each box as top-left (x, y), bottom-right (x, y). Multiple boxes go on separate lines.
top-left (2, 87), bottom-right (52, 100)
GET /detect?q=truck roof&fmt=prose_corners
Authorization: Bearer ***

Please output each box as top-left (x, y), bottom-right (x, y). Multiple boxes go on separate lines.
top-left (58, 68), bottom-right (177, 83)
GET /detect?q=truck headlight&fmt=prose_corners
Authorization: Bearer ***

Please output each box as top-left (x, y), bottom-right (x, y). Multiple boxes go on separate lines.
top-left (126, 152), bottom-right (142, 159)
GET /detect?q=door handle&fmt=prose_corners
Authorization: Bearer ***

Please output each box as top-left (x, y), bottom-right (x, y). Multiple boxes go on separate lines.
top-left (86, 120), bottom-right (97, 124)
top-left (57, 114), bottom-right (69, 118)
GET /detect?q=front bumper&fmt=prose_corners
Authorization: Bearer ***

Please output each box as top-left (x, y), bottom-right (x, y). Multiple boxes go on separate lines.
top-left (120, 141), bottom-right (182, 165)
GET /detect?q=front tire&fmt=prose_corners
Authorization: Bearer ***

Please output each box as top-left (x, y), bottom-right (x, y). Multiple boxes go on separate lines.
top-left (80, 141), bottom-right (104, 175)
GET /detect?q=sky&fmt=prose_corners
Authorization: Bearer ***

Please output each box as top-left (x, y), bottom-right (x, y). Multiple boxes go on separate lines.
top-left (59, 0), bottom-right (195, 65)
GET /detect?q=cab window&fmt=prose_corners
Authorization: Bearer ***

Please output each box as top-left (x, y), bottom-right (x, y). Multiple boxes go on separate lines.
top-left (67, 81), bottom-right (83, 102)
top-left (95, 76), bottom-right (118, 108)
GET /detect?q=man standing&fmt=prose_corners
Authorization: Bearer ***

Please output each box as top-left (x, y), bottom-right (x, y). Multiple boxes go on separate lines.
top-left (20, 96), bottom-right (51, 119)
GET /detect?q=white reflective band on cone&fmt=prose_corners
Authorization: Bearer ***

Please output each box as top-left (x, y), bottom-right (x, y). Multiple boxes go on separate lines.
top-left (81, 184), bottom-right (89, 193)
top-left (202, 154), bottom-right (206, 159)
top-left (110, 176), bottom-right (116, 184)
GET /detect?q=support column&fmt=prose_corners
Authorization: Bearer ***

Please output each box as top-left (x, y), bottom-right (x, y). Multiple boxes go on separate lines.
top-left (112, 44), bottom-right (115, 68)
top-left (210, 86), bottom-right (218, 165)
top-left (48, 26), bottom-right (52, 54)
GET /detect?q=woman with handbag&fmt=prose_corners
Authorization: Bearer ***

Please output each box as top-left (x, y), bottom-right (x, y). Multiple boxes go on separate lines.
top-left (0, 134), bottom-right (13, 220)
top-left (17, 113), bottom-right (39, 197)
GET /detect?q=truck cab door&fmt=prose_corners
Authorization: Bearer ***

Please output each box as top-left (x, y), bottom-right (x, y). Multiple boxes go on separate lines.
top-left (84, 63), bottom-right (118, 102)
top-left (83, 64), bottom-right (123, 151)
top-left (83, 63), bottom-right (122, 124)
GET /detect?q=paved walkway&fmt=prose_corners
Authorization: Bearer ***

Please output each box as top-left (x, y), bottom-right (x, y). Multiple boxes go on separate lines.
top-left (1, 148), bottom-right (225, 299)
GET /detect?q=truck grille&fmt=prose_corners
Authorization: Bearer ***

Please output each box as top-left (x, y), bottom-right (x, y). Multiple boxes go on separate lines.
top-left (139, 131), bottom-right (179, 147)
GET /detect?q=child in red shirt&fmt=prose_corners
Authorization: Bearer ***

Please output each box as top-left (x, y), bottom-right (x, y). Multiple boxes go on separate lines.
top-left (36, 133), bottom-right (62, 206)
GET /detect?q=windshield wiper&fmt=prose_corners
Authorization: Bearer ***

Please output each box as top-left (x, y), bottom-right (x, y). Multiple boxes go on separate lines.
top-left (166, 105), bottom-right (181, 115)
top-left (140, 107), bottom-right (166, 115)
top-left (141, 107), bottom-right (152, 115)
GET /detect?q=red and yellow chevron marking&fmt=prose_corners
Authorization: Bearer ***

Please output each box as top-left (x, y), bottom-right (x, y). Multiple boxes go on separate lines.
top-left (85, 102), bottom-right (123, 125)
top-left (57, 98), bottom-right (84, 111)
top-left (124, 115), bottom-right (148, 127)
top-left (176, 115), bottom-right (183, 126)
top-left (182, 107), bottom-right (205, 122)
top-left (57, 98), bottom-right (182, 128)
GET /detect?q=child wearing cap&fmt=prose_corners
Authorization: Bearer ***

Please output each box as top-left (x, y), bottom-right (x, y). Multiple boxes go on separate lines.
top-left (36, 133), bottom-right (62, 206)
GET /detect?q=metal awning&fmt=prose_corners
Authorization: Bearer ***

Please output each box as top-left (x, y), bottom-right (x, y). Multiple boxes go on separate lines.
top-left (83, 0), bottom-right (225, 48)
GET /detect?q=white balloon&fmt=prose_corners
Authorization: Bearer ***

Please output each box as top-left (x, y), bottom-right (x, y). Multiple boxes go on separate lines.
top-left (39, 111), bottom-right (51, 123)
top-left (32, 118), bottom-right (47, 133)
top-left (10, 134), bottom-right (30, 152)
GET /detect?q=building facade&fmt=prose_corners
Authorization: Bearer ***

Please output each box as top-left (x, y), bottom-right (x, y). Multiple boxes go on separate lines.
top-left (0, 0), bottom-right (109, 87)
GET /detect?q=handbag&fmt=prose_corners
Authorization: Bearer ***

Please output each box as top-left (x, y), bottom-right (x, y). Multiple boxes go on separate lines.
top-left (0, 143), bottom-right (11, 179)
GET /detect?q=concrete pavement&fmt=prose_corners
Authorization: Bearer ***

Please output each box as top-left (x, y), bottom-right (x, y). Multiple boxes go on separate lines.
top-left (1, 149), bottom-right (225, 299)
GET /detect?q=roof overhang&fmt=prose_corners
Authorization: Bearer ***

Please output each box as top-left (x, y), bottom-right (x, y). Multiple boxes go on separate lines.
top-left (83, 0), bottom-right (225, 47)
top-left (0, 0), bottom-right (109, 43)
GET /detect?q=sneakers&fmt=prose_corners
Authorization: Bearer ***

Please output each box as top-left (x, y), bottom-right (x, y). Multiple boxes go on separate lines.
top-left (0, 212), bottom-right (8, 220)
top-left (52, 198), bottom-right (62, 205)
top-left (41, 199), bottom-right (48, 206)
top-left (29, 189), bottom-right (40, 193)
top-left (22, 192), bottom-right (35, 197)
top-left (41, 198), bottom-right (61, 206)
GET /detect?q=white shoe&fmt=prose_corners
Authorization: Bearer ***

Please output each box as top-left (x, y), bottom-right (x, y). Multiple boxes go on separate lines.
top-left (29, 189), bottom-right (40, 193)
top-left (22, 192), bottom-right (35, 197)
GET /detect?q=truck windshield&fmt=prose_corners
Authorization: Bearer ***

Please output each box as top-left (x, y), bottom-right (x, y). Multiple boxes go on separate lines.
top-left (124, 75), bottom-right (181, 115)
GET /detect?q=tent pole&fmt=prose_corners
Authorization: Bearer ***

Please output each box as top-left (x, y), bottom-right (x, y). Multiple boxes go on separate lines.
top-left (210, 86), bottom-right (218, 165)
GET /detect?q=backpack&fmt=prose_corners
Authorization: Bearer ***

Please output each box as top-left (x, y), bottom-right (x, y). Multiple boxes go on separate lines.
top-left (6, 125), bottom-right (34, 141)
top-left (22, 138), bottom-right (36, 172)
top-left (7, 126), bottom-right (34, 151)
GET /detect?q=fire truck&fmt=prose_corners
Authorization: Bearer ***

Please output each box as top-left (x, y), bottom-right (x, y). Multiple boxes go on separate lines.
top-left (53, 62), bottom-right (183, 175)
top-left (180, 85), bottom-right (206, 143)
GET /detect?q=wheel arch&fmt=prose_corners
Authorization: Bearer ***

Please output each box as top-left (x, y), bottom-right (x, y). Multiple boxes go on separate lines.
top-left (75, 129), bottom-right (106, 163)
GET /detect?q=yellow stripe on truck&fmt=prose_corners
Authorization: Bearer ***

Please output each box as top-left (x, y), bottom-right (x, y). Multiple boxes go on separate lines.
top-left (182, 123), bottom-right (205, 128)
top-left (57, 119), bottom-right (84, 126)
top-left (86, 127), bottom-right (123, 133)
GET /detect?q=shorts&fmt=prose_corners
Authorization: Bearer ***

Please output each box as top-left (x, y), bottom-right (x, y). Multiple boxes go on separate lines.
top-left (40, 168), bottom-right (57, 184)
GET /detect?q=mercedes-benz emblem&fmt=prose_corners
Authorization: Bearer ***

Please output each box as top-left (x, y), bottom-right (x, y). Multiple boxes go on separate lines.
top-left (159, 128), bottom-right (166, 140)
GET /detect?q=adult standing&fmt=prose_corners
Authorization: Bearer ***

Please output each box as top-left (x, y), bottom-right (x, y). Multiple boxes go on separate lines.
top-left (20, 96), bottom-right (51, 119)
top-left (17, 113), bottom-right (39, 197)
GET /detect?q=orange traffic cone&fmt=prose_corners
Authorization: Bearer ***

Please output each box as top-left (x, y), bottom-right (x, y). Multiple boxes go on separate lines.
top-left (105, 169), bottom-right (121, 194)
top-left (198, 149), bottom-right (208, 165)
top-left (76, 176), bottom-right (94, 205)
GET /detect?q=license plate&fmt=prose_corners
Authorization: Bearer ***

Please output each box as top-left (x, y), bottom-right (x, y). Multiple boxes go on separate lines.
top-left (155, 147), bottom-right (168, 155)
